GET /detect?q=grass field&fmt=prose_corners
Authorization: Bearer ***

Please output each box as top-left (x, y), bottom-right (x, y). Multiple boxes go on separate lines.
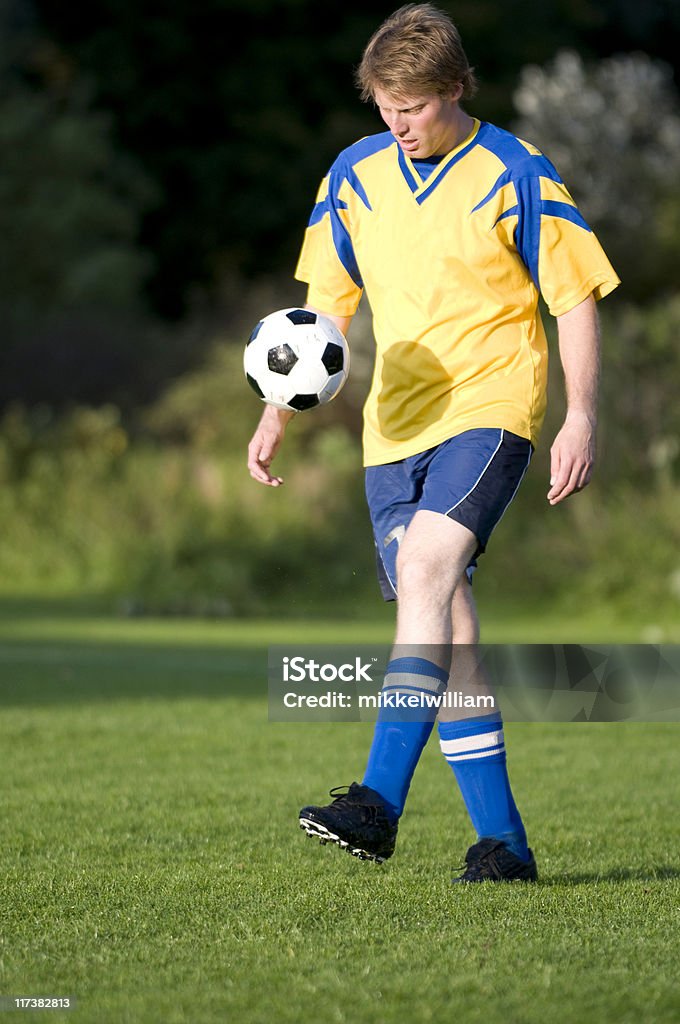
top-left (1, 600), bottom-right (679, 1023)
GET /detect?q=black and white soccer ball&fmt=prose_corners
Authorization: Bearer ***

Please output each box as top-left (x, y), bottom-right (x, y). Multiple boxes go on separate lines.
top-left (244, 308), bottom-right (350, 412)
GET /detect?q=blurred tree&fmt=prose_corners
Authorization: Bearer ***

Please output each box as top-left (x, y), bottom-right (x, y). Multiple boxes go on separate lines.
top-left (0, 0), bottom-right (155, 318)
top-left (598, 296), bottom-right (680, 484)
top-left (0, 87), bottom-right (155, 316)
top-left (31, 0), bottom-right (680, 318)
top-left (0, 2), bottom-right (203, 409)
top-left (30, 0), bottom-right (385, 316)
top-left (512, 50), bottom-right (680, 301)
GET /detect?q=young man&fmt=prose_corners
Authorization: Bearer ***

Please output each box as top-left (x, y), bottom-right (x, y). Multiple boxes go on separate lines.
top-left (247, 4), bottom-right (619, 881)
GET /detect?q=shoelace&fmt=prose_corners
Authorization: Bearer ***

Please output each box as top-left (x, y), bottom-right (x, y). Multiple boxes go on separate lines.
top-left (455, 840), bottom-right (504, 876)
top-left (327, 785), bottom-right (384, 824)
top-left (329, 786), bottom-right (353, 801)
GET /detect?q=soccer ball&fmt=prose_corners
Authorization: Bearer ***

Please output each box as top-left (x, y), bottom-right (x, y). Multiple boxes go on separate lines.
top-left (244, 308), bottom-right (350, 412)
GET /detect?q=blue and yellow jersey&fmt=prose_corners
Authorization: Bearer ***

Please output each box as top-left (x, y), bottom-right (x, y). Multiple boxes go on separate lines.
top-left (295, 119), bottom-right (620, 466)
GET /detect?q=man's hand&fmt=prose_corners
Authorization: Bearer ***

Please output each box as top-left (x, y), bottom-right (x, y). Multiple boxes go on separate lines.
top-left (247, 405), bottom-right (296, 486)
top-left (547, 409), bottom-right (596, 505)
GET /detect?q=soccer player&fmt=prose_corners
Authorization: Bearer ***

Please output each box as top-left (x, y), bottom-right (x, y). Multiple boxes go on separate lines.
top-left (247, 3), bottom-right (620, 881)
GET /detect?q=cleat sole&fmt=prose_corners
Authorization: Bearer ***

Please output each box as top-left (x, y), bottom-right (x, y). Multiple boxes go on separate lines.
top-left (299, 817), bottom-right (387, 864)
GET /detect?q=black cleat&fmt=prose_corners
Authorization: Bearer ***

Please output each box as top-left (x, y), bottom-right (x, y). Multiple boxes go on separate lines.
top-left (452, 838), bottom-right (538, 883)
top-left (299, 783), bottom-right (398, 863)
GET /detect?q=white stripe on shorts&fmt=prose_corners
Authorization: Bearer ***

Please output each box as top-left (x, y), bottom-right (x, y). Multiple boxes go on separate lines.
top-left (445, 429), bottom-right (504, 515)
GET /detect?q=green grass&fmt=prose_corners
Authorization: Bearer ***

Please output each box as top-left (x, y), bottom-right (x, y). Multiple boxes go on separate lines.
top-left (1, 602), bottom-right (680, 1023)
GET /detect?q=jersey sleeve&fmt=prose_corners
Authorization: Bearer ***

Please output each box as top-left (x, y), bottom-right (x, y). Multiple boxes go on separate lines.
top-left (514, 169), bottom-right (620, 317)
top-left (294, 166), bottom-right (364, 318)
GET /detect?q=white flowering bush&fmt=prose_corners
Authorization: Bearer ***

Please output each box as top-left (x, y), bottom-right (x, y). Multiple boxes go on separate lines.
top-left (513, 51), bottom-right (680, 299)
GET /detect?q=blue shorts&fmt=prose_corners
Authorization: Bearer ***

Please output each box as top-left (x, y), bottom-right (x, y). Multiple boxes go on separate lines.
top-left (365, 428), bottom-right (533, 601)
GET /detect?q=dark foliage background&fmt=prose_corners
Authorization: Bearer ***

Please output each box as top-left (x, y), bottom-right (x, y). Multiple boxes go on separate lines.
top-left (14, 0), bottom-right (680, 324)
top-left (1, 0), bottom-right (679, 623)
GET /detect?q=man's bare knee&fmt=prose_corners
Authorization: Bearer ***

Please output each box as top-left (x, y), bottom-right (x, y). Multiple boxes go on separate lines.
top-left (396, 547), bottom-right (453, 605)
top-left (394, 511), bottom-right (479, 647)
top-left (396, 512), bottom-right (476, 602)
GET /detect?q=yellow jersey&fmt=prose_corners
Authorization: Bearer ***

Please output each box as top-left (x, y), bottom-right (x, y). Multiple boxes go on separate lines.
top-left (295, 118), bottom-right (619, 466)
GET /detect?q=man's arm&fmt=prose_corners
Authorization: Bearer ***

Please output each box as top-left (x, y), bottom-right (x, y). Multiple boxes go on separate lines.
top-left (246, 305), bottom-right (353, 486)
top-left (547, 293), bottom-right (600, 506)
top-left (305, 305), bottom-right (353, 336)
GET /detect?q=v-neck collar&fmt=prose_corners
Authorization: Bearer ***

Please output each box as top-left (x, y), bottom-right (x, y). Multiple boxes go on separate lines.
top-left (396, 119), bottom-right (483, 204)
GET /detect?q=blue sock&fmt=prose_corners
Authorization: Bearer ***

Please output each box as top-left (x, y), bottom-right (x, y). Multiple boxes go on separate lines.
top-left (362, 657), bottom-right (449, 823)
top-left (438, 714), bottom-right (530, 861)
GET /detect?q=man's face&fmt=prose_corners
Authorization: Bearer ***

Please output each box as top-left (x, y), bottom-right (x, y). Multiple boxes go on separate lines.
top-left (373, 86), bottom-right (464, 159)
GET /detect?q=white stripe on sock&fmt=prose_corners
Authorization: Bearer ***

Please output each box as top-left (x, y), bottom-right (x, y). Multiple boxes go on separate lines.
top-left (384, 672), bottom-right (445, 694)
top-left (439, 728), bottom-right (504, 756)
top-left (444, 743), bottom-right (505, 763)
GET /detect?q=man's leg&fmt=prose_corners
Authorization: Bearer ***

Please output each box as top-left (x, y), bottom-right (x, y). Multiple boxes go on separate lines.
top-left (450, 576), bottom-right (480, 644)
top-left (300, 430), bottom-right (536, 871)
top-left (360, 512), bottom-right (477, 822)
top-left (299, 512), bottom-right (475, 861)
top-left (394, 510), bottom-right (477, 650)
top-left (438, 576), bottom-right (535, 880)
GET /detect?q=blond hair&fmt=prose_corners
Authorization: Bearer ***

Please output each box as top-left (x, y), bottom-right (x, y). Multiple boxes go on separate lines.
top-left (356, 4), bottom-right (477, 103)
